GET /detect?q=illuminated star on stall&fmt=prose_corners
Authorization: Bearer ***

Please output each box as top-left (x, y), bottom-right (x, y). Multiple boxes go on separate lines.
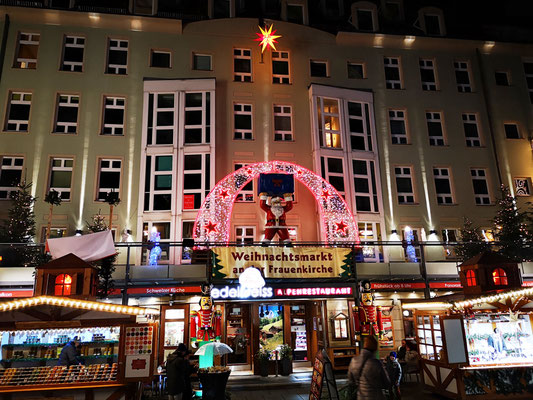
top-left (336, 221), bottom-right (348, 233)
top-left (205, 221), bottom-right (218, 234)
top-left (255, 24), bottom-right (281, 53)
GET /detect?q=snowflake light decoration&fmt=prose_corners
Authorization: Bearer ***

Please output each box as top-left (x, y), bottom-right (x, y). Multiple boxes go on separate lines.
top-left (255, 24), bottom-right (281, 53)
top-left (193, 161), bottom-right (359, 244)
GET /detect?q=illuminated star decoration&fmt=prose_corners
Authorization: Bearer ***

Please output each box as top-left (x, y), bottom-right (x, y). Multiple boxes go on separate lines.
top-left (335, 221), bottom-right (348, 234)
top-left (255, 24), bottom-right (281, 53)
top-left (219, 190), bottom-right (229, 199)
top-left (205, 221), bottom-right (218, 234)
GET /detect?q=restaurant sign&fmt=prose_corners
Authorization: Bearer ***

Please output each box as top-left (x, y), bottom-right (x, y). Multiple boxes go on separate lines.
top-left (212, 247), bottom-right (352, 279)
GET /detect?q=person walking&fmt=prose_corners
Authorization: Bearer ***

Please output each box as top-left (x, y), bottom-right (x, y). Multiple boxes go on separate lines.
top-left (404, 342), bottom-right (419, 373)
top-left (58, 336), bottom-right (82, 366)
top-left (348, 336), bottom-right (391, 400)
top-left (166, 343), bottom-right (194, 400)
top-left (385, 351), bottom-right (402, 399)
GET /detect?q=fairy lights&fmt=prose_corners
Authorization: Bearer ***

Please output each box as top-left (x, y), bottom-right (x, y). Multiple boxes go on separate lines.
top-left (193, 161), bottom-right (359, 243)
top-left (454, 287), bottom-right (533, 310)
top-left (255, 24), bottom-right (281, 53)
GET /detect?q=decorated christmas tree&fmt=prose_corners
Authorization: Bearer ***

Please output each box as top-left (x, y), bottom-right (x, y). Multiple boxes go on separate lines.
top-left (86, 212), bottom-right (116, 298)
top-left (455, 217), bottom-right (489, 262)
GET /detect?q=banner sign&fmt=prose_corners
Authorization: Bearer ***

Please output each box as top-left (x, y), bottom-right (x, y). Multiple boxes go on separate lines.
top-left (429, 282), bottom-right (462, 289)
top-left (0, 290), bottom-right (34, 298)
top-left (275, 287), bottom-right (352, 297)
top-left (212, 247), bottom-right (352, 279)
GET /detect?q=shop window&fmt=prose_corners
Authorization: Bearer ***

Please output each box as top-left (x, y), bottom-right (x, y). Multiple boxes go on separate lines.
top-left (416, 314), bottom-right (443, 361)
top-left (347, 62), bottom-right (365, 79)
top-left (316, 97), bottom-right (341, 148)
top-left (389, 109), bottom-right (408, 144)
top-left (0, 156), bottom-right (24, 200)
top-left (492, 268), bottom-right (508, 286)
top-left (54, 273), bottom-right (72, 296)
top-left (332, 312), bottom-right (349, 340)
top-left (106, 38), bottom-right (128, 75)
top-left (14, 32), bottom-right (40, 69)
top-left (102, 96), bottom-right (125, 136)
top-left (162, 306), bottom-right (186, 362)
top-left (61, 35), bottom-right (84, 72)
top-left (272, 51), bottom-right (290, 84)
top-left (53, 94), bottom-right (79, 134)
top-left (234, 103), bottom-right (253, 140)
top-left (147, 93), bottom-right (175, 145)
top-left (466, 270), bottom-right (477, 286)
top-left (193, 53), bottom-right (212, 71)
top-left (151, 50), bottom-right (171, 68)
top-left (233, 48), bottom-right (252, 82)
top-left (234, 163), bottom-right (254, 202)
top-left (4, 91), bottom-right (32, 132)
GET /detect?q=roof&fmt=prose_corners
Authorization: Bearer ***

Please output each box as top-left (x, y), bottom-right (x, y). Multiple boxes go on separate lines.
top-left (37, 253), bottom-right (98, 270)
top-left (460, 251), bottom-right (518, 266)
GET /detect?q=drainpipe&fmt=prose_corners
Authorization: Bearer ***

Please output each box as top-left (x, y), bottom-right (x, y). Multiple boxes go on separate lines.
top-left (0, 14), bottom-right (10, 85)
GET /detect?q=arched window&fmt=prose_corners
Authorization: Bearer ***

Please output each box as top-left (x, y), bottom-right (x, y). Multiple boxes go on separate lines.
top-left (492, 268), bottom-right (508, 286)
top-left (55, 274), bottom-right (72, 296)
top-left (466, 270), bottom-right (477, 286)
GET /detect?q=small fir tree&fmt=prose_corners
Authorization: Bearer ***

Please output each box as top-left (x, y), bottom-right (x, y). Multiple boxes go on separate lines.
top-left (86, 212), bottom-right (116, 298)
top-left (211, 250), bottom-right (227, 279)
top-left (44, 190), bottom-right (62, 240)
top-left (455, 217), bottom-right (489, 262)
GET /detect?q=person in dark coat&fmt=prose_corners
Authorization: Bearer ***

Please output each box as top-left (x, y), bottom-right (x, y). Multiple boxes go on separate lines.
top-left (58, 336), bottom-right (82, 366)
top-left (385, 351), bottom-right (402, 399)
top-left (397, 339), bottom-right (407, 361)
top-left (348, 336), bottom-right (391, 400)
top-left (166, 343), bottom-right (195, 400)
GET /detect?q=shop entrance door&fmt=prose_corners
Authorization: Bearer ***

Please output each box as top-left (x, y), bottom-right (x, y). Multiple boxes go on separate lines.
top-left (225, 304), bottom-right (252, 369)
top-left (289, 304), bottom-right (308, 361)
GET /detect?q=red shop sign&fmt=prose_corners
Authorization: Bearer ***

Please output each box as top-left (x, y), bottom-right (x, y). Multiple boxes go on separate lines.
top-left (275, 287), bottom-right (352, 297)
top-left (127, 286), bottom-right (203, 295)
top-left (183, 194), bottom-right (195, 210)
top-left (371, 282), bottom-right (426, 290)
top-left (0, 290), bottom-right (34, 298)
top-left (429, 282), bottom-right (462, 289)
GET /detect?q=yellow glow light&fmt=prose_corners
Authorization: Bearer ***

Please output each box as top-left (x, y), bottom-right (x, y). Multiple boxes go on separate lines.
top-left (454, 287), bottom-right (533, 309)
top-left (402, 302), bottom-right (452, 310)
top-left (255, 24), bottom-right (281, 53)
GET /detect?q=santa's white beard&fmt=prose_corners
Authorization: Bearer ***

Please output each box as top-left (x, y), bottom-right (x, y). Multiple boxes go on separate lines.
top-left (271, 205), bottom-right (284, 218)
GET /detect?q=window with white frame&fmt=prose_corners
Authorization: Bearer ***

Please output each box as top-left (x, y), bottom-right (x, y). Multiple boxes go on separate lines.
top-left (441, 228), bottom-right (459, 258)
top-left (433, 167), bottom-right (453, 204)
top-left (235, 226), bottom-right (255, 244)
top-left (454, 61), bottom-right (472, 93)
top-left (144, 155), bottom-right (173, 211)
top-left (147, 93), bottom-right (175, 145)
top-left (384, 57), bottom-right (402, 89)
top-left (181, 221), bottom-right (194, 262)
top-left (142, 221), bottom-right (171, 263)
top-left (348, 102), bottom-right (372, 151)
top-left (462, 113), bottom-right (481, 147)
top-left (183, 154), bottom-right (210, 210)
top-left (48, 158), bottom-right (73, 201)
top-left (96, 159), bottom-right (121, 201)
top-left (193, 53), bottom-right (212, 71)
top-left (106, 38), bottom-right (128, 75)
top-left (358, 222), bottom-right (382, 261)
top-left (310, 60), bottom-right (328, 77)
top-left (524, 62), bottom-right (533, 103)
top-left (471, 168), bottom-right (490, 205)
top-left (316, 97), bottom-right (341, 148)
top-left (423, 13), bottom-right (443, 36)
top-left (504, 123), bottom-right (520, 139)
top-left (14, 32), bottom-right (39, 69)
top-left (495, 71), bottom-right (510, 86)
top-left (102, 96), bottom-right (125, 135)
top-left (0, 156), bottom-right (24, 200)
top-left (61, 35), bottom-right (84, 72)
top-left (272, 51), bottom-right (290, 84)
top-left (42, 226), bottom-right (67, 241)
top-left (273, 105), bottom-right (293, 141)
top-left (353, 159), bottom-right (378, 212)
top-left (389, 109), bottom-right (408, 144)
top-left (53, 94), bottom-right (79, 134)
top-left (320, 156), bottom-right (345, 197)
top-left (184, 92), bottom-right (211, 144)
top-left (419, 59), bottom-right (437, 91)
top-left (4, 91), bottom-right (32, 132)
top-left (234, 103), bottom-right (253, 140)
top-left (150, 50), bottom-right (171, 68)
top-left (347, 62), bottom-right (365, 79)
top-left (234, 163), bottom-right (254, 202)
top-left (395, 166), bottom-right (415, 204)
top-left (426, 111), bottom-right (444, 146)
top-left (233, 48), bottom-right (252, 82)
top-left (287, 3), bottom-right (304, 24)
top-left (354, 8), bottom-right (376, 31)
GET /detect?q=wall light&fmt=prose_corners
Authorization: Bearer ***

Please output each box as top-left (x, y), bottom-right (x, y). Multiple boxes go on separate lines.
top-left (75, 230), bottom-right (83, 236)
top-left (391, 229), bottom-right (398, 234)
top-left (404, 35), bottom-right (416, 47)
top-left (429, 230), bottom-right (437, 235)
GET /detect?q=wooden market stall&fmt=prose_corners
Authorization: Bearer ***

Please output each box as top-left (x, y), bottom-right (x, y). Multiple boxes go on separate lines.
top-left (403, 252), bottom-right (533, 399)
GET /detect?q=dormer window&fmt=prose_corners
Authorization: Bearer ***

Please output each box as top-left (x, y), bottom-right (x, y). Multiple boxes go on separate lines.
top-left (419, 7), bottom-right (445, 36)
top-left (351, 2), bottom-right (378, 32)
top-left (492, 268), bottom-right (508, 286)
top-left (466, 270), bottom-right (477, 287)
top-left (55, 274), bottom-right (72, 296)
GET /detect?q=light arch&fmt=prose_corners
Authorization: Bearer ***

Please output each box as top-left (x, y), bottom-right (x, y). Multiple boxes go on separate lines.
top-left (193, 161), bottom-right (358, 243)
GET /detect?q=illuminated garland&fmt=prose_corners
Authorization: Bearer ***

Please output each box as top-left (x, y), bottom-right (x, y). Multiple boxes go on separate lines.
top-left (193, 161), bottom-right (359, 243)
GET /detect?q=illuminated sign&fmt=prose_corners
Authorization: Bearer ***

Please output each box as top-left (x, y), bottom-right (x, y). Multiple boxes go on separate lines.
top-left (274, 287), bottom-right (352, 297)
top-left (255, 24), bottom-right (281, 53)
top-left (371, 282), bottom-right (426, 290)
top-left (211, 286), bottom-right (273, 299)
top-left (0, 290), bottom-right (34, 298)
top-left (183, 194), bottom-right (195, 210)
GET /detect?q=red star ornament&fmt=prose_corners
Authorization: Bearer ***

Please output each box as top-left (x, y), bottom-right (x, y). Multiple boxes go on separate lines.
top-left (205, 221), bottom-right (218, 234)
top-left (335, 221), bottom-right (348, 233)
top-left (321, 189), bottom-right (332, 200)
top-left (219, 190), bottom-right (229, 199)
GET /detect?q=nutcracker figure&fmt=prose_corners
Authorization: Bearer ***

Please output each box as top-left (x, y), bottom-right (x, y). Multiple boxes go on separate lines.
top-left (190, 285), bottom-right (222, 348)
top-left (352, 280), bottom-right (383, 339)
top-left (259, 192), bottom-right (293, 242)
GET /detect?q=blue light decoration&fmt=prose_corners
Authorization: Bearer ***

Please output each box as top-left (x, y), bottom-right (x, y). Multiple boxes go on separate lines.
top-left (149, 227), bottom-right (162, 266)
top-left (404, 226), bottom-right (418, 263)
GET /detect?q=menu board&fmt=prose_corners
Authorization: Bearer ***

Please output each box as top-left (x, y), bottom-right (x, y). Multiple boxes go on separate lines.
top-left (379, 307), bottom-right (394, 348)
top-left (309, 350), bottom-right (338, 400)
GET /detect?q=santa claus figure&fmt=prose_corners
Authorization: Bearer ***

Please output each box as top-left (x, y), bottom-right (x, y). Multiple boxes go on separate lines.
top-left (352, 280), bottom-right (383, 339)
top-left (259, 192), bottom-right (293, 243)
top-left (190, 285), bottom-right (221, 347)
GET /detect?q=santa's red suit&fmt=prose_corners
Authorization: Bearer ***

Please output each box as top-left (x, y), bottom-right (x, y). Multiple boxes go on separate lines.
top-left (190, 308), bottom-right (221, 343)
top-left (352, 305), bottom-right (383, 337)
top-left (260, 193), bottom-right (293, 241)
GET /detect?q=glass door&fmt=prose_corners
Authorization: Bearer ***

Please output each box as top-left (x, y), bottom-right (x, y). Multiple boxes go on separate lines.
top-left (226, 304), bottom-right (251, 365)
top-left (290, 304), bottom-right (308, 361)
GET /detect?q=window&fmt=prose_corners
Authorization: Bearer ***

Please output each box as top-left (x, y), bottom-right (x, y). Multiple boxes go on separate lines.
top-left (395, 166), bottom-right (415, 204)
top-left (106, 39), bottom-right (128, 75)
top-left (54, 274), bottom-right (72, 296)
top-left (142, 221), bottom-right (171, 263)
top-left (144, 155), bottom-right (173, 211)
top-left (347, 62), bottom-right (365, 79)
top-left (353, 159), bottom-right (378, 212)
top-left (356, 9), bottom-right (376, 31)
top-left (495, 71), bottom-right (510, 86)
top-left (358, 222), bottom-right (383, 261)
top-left (147, 93), bottom-right (175, 145)
top-left (4, 92), bottom-right (32, 132)
top-left (181, 221), bottom-right (194, 262)
top-left (233, 48), bottom-right (252, 82)
top-left (272, 51), bottom-right (290, 84)
top-left (419, 59), bottom-right (437, 91)
top-left (287, 4), bottom-right (304, 24)
top-left (423, 14), bottom-right (442, 36)
top-left (310, 60), bottom-right (328, 77)
top-left (416, 314), bottom-right (443, 361)
top-left (504, 123), bottom-right (520, 139)
top-left (462, 113), bottom-right (481, 147)
top-left (320, 156), bottom-right (345, 197)
top-left (316, 97), bottom-right (341, 148)
top-left (53, 94), bottom-right (79, 134)
top-left (184, 92), bottom-right (211, 144)
top-left (193, 53), bottom-right (212, 71)
top-left (14, 32), bottom-right (40, 69)
top-left (514, 178), bottom-right (531, 197)
top-left (492, 268), bottom-right (508, 286)
top-left (42, 226), bottom-right (67, 241)
top-left (466, 270), bottom-right (476, 287)
top-left (426, 112), bottom-right (444, 146)
top-left (348, 102), bottom-right (372, 151)
top-left (151, 50), bottom-right (171, 68)
top-left (48, 158), bottom-right (73, 201)
top-left (273, 105), bottom-right (293, 141)
top-left (389, 110), bottom-right (408, 144)
top-left (102, 96), bottom-right (125, 135)
top-left (61, 35), bottom-right (84, 72)
top-left (96, 159), bottom-right (121, 201)
top-left (524, 62), bottom-right (533, 103)
top-left (332, 313), bottom-right (349, 339)
top-left (234, 163), bottom-right (254, 202)
top-left (235, 226), bottom-right (255, 244)
top-left (442, 228), bottom-right (458, 258)
top-left (384, 57), bottom-right (402, 89)
top-left (183, 154), bottom-right (210, 210)
top-left (454, 61), bottom-right (472, 93)
top-left (0, 156), bottom-right (24, 199)
top-left (433, 167), bottom-right (453, 204)
top-left (471, 168), bottom-right (490, 205)
top-left (234, 103), bottom-right (253, 140)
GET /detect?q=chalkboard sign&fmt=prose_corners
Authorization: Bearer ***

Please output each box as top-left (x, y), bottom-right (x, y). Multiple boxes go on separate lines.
top-left (258, 173), bottom-right (294, 196)
top-left (309, 349), bottom-right (339, 400)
